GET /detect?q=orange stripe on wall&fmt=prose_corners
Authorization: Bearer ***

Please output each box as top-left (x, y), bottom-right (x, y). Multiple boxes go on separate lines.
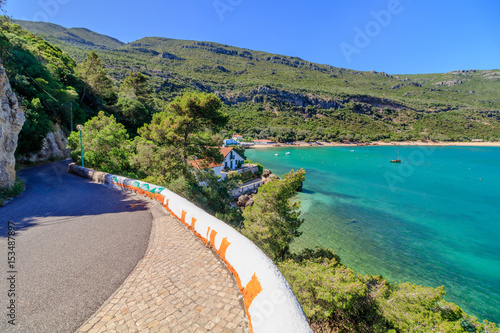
top-left (217, 237), bottom-right (231, 260)
top-left (210, 230), bottom-right (217, 248)
top-left (180, 210), bottom-right (187, 225)
top-left (243, 274), bottom-right (264, 311)
top-left (155, 193), bottom-right (165, 204)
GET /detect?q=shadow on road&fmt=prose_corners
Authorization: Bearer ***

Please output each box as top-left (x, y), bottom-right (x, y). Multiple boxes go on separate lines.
top-left (0, 160), bottom-right (149, 237)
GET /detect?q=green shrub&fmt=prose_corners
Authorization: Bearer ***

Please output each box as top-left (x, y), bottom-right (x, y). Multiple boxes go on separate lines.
top-left (0, 178), bottom-right (25, 206)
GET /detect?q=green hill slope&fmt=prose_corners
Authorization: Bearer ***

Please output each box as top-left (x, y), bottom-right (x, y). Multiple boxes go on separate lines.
top-left (0, 19), bottom-right (106, 156)
top-left (13, 20), bottom-right (500, 142)
top-left (13, 19), bottom-right (124, 50)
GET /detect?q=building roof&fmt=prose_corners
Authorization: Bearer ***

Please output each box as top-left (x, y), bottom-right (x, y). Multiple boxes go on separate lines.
top-left (220, 147), bottom-right (234, 158)
top-left (189, 159), bottom-right (222, 169)
top-left (189, 147), bottom-right (239, 169)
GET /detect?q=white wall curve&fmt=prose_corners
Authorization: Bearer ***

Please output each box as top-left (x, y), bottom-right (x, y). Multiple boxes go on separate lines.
top-left (69, 164), bottom-right (311, 333)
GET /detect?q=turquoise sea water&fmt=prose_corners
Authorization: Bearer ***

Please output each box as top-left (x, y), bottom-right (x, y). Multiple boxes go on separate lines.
top-left (246, 146), bottom-right (500, 323)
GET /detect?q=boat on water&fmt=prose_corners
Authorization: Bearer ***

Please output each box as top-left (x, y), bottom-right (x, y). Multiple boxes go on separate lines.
top-left (286, 152), bottom-right (290, 155)
top-left (391, 150), bottom-right (402, 163)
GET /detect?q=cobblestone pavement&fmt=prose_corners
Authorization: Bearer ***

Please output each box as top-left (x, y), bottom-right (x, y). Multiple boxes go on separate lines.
top-left (77, 202), bottom-right (249, 333)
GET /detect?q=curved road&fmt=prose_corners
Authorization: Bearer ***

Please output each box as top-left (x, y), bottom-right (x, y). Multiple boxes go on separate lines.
top-left (0, 160), bottom-right (153, 333)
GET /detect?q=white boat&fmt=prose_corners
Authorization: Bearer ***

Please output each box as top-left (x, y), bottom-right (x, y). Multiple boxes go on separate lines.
top-left (275, 154), bottom-right (278, 156)
top-left (286, 152), bottom-right (290, 155)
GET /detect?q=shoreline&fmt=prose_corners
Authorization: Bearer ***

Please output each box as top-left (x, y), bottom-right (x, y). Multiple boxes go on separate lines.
top-left (248, 140), bottom-right (500, 148)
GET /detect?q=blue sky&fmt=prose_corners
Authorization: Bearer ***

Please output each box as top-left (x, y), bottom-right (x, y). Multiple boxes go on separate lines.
top-left (5, 0), bottom-right (500, 74)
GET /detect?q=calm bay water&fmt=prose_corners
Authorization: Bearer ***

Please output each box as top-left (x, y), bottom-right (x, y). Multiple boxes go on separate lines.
top-left (246, 146), bottom-right (500, 323)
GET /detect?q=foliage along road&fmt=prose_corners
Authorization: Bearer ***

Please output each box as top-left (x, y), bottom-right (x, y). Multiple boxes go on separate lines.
top-left (0, 160), bottom-right (153, 333)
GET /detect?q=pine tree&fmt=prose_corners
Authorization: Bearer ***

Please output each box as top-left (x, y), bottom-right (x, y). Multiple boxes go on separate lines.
top-left (76, 51), bottom-right (114, 106)
top-left (242, 169), bottom-right (306, 261)
top-left (139, 92), bottom-right (228, 166)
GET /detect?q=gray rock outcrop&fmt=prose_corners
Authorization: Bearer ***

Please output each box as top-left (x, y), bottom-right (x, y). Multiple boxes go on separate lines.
top-left (237, 194), bottom-right (251, 207)
top-left (20, 123), bottom-right (69, 163)
top-left (218, 86), bottom-right (342, 110)
top-left (0, 63), bottom-right (25, 187)
top-left (261, 169), bottom-right (279, 184)
top-left (433, 78), bottom-right (466, 86)
top-left (236, 194), bottom-right (254, 209)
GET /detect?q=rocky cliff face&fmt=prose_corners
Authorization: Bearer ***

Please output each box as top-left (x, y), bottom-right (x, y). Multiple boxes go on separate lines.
top-left (216, 85), bottom-right (410, 113)
top-left (218, 86), bottom-right (343, 110)
top-left (23, 123), bottom-right (70, 162)
top-left (0, 63), bottom-right (25, 188)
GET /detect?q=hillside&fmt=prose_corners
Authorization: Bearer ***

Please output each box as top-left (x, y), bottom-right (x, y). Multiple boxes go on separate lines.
top-left (12, 19), bottom-right (124, 50)
top-left (11, 19), bottom-right (500, 142)
top-left (0, 19), bottom-right (101, 157)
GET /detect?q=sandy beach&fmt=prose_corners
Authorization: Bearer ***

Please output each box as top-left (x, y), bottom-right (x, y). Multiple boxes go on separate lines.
top-left (248, 140), bottom-right (500, 149)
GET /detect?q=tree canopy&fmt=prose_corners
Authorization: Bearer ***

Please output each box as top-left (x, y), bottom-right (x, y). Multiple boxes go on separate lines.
top-left (76, 51), bottom-right (115, 106)
top-left (242, 169), bottom-right (306, 261)
top-left (67, 111), bottom-right (132, 175)
top-left (139, 92), bottom-right (228, 166)
top-left (119, 71), bottom-right (150, 102)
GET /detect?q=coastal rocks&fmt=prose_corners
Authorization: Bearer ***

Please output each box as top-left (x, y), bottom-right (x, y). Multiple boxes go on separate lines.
top-left (21, 123), bottom-right (69, 163)
top-left (0, 63), bottom-right (25, 187)
top-left (262, 169), bottom-right (279, 184)
top-left (237, 194), bottom-right (254, 208)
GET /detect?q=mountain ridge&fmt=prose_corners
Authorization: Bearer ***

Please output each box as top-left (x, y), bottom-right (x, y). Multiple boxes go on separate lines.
top-left (10, 19), bottom-right (500, 142)
top-left (12, 19), bottom-right (124, 50)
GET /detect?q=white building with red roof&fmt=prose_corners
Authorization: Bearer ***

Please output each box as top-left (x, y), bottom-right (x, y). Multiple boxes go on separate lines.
top-left (232, 134), bottom-right (244, 141)
top-left (189, 147), bottom-right (245, 180)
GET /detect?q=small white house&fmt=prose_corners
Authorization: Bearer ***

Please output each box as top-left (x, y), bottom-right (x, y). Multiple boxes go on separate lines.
top-left (232, 134), bottom-right (244, 141)
top-left (189, 147), bottom-right (245, 180)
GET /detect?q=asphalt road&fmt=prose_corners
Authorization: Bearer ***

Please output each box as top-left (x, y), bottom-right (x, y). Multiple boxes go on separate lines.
top-left (0, 160), bottom-right (153, 333)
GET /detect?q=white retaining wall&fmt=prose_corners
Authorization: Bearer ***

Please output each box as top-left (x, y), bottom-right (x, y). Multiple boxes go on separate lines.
top-left (69, 164), bottom-right (312, 333)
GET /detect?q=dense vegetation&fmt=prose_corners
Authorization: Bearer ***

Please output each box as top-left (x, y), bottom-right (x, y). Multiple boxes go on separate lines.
top-left (13, 19), bottom-right (500, 143)
top-left (0, 19), bottom-right (163, 159)
top-left (0, 18), bottom-right (87, 155)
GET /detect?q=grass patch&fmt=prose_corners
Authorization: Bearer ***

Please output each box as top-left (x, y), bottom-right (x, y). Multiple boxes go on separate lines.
top-left (0, 178), bottom-right (25, 206)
